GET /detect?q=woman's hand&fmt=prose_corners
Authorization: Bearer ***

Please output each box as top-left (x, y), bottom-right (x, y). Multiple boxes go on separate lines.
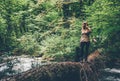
top-left (93, 38), bottom-right (97, 42)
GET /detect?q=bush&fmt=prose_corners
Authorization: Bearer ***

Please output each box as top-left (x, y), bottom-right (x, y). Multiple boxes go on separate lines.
top-left (14, 34), bottom-right (41, 55)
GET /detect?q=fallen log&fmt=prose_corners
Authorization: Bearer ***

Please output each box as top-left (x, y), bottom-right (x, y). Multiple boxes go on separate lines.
top-left (1, 61), bottom-right (102, 81)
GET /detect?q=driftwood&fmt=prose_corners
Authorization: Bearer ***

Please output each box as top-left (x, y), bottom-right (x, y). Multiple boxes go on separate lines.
top-left (1, 61), bottom-right (102, 81)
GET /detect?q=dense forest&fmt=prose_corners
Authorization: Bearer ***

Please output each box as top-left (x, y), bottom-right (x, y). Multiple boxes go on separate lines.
top-left (0, 0), bottom-right (120, 81)
top-left (0, 0), bottom-right (120, 60)
top-left (0, 0), bottom-right (120, 69)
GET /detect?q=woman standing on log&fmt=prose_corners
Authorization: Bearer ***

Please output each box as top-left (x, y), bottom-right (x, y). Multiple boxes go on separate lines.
top-left (80, 21), bottom-right (91, 61)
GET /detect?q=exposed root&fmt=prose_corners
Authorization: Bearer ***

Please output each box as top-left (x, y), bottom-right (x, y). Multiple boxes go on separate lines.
top-left (79, 62), bottom-right (101, 81)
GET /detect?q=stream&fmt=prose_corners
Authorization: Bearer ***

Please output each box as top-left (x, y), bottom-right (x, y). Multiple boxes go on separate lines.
top-left (0, 56), bottom-right (119, 81)
top-left (0, 55), bottom-right (50, 79)
top-left (100, 68), bottom-right (120, 81)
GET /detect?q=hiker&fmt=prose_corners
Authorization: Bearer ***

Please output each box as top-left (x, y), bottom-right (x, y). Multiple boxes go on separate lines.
top-left (80, 21), bottom-right (91, 61)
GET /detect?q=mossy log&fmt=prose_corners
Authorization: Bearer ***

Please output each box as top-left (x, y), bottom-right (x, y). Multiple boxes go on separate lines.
top-left (2, 61), bottom-right (101, 81)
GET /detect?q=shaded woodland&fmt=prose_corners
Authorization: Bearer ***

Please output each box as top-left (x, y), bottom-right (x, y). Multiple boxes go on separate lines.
top-left (0, 0), bottom-right (120, 80)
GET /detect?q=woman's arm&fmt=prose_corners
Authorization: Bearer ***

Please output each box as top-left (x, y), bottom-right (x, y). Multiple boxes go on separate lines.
top-left (86, 27), bottom-right (91, 33)
top-left (88, 27), bottom-right (91, 32)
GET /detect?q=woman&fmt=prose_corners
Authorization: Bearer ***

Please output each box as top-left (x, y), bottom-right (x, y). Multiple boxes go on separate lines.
top-left (80, 21), bottom-right (91, 61)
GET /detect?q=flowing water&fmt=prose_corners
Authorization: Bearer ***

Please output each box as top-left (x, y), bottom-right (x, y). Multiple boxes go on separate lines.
top-left (0, 55), bottom-right (50, 79)
top-left (0, 56), bottom-right (119, 81)
top-left (100, 68), bottom-right (120, 81)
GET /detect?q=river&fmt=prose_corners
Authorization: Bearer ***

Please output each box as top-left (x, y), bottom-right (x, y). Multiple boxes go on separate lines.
top-left (100, 68), bottom-right (120, 81)
top-left (0, 56), bottom-right (119, 81)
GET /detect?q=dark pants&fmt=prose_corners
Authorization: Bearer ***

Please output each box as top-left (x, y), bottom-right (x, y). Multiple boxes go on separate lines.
top-left (80, 42), bottom-right (90, 61)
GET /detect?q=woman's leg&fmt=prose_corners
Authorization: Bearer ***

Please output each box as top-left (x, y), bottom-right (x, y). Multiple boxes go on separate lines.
top-left (80, 42), bottom-right (85, 61)
top-left (85, 42), bottom-right (90, 61)
top-left (75, 47), bottom-right (80, 62)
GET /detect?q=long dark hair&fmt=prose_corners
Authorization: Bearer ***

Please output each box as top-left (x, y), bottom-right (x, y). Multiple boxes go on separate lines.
top-left (82, 22), bottom-right (88, 29)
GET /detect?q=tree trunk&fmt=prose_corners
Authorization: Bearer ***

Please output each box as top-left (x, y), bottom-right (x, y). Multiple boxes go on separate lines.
top-left (3, 62), bottom-right (101, 81)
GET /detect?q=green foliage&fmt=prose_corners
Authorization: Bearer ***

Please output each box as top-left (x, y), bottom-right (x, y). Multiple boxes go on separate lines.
top-left (43, 11), bottom-right (59, 22)
top-left (0, 16), bottom-right (6, 35)
top-left (15, 34), bottom-right (41, 55)
top-left (0, 0), bottom-right (30, 51)
top-left (0, 0), bottom-right (119, 63)
top-left (85, 0), bottom-right (120, 61)
top-left (40, 23), bottom-right (80, 61)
